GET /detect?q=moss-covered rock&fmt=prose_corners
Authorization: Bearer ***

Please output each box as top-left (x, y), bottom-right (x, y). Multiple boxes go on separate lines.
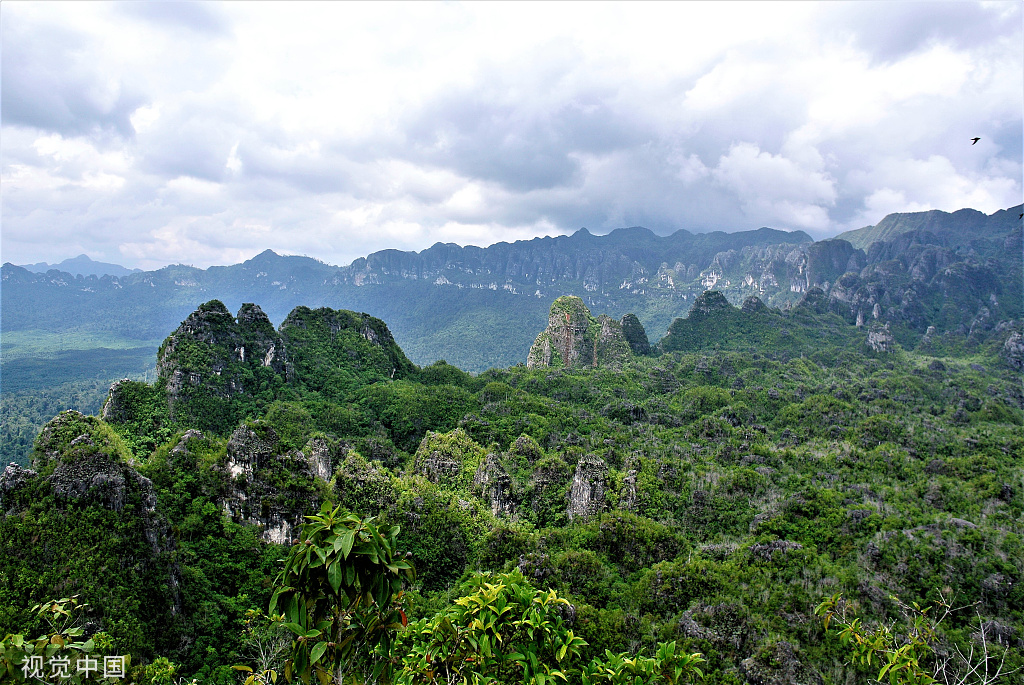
top-left (526, 296), bottom-right (633, 370)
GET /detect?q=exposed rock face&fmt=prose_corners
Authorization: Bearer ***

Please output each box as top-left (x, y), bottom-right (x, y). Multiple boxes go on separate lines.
top-left (31, 412), bottom-right (159, 520)
top-left (1003, 332), bottom-right (1024, 371)
top-left (618, 469), bottom-right (638, 512)
top-left (0, 462), bottom-right (37, 514)
top-left (219, 421), bottom-right (321, 544)
top-left (49, 449), bottom-right (157, 514)
top-left (738, 641), bottom-right (823, 685)
top-left (741, 295), bottom-right (769, 314)
top-left (567, 455), bottom-right (608, 521)
top-left (867, 322), bottom-right (897, 353)
top-left (155, 301), bottom-right (415, 432)
top-left (527, 296), bottom-right (632, 369)
top-left (8, 411), bottom-right (181, 615)
top-left (473, 453), bottom-right (516, 518)
top-left (100, 379), bottom-right (134, 422)
top-left (303, 436), bottom-right (334, 482)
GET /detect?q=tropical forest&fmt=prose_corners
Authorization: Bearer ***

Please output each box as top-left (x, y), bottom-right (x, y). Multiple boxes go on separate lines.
top-left (1, 205), bottom-right (1023, 685)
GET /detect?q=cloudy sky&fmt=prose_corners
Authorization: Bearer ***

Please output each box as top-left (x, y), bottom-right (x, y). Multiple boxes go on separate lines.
top-left (2, 1), bottom-right (1021, 270)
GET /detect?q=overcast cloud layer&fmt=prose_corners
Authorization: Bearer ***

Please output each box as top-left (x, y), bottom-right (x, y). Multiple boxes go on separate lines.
top-left (2, 1), bottom-right (1021, 270)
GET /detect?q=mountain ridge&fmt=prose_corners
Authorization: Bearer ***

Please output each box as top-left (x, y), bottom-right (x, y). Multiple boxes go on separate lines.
top-left (2, 205), bottom-right (1020, 377)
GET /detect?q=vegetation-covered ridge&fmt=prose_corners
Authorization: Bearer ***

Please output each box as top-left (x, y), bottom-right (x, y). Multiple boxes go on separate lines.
top-left (1, 291), bottom-right (1023, 684)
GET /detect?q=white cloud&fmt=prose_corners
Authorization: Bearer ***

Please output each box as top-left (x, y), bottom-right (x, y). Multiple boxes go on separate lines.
top-left (1, 1), bottom-right (1020, 268)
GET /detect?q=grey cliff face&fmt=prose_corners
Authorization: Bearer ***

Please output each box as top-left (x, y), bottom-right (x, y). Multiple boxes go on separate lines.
top-left (218, 422), bottom-right (323, 545)
top-left (101, 379), bottom-right (134, 422)
top-left (0, 462), bottom-right (38, 514)
top-left (1002, 331), bottom-right (1024, 371)
top-left (473, 453), bottom-right (516, 518)
top-left (567, 455), bottom-right (608, 521)
top-left (866, 323), bottom-right (897, 353)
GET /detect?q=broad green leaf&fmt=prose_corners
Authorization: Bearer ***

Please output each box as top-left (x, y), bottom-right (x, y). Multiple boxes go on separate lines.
top-left (328, 560), bottom-right (343, 595)
top-left (309, 641), bottom-right (328, 665)
top-left (283, 623), bottom-right (306, 636)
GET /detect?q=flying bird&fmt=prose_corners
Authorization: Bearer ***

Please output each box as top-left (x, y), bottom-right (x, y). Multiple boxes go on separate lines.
top-left (970, 137), bottom-right (981, 145)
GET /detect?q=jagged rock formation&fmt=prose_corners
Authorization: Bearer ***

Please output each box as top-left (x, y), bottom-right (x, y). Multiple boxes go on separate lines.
top-left (1003, 331), bottom-right (1024, 371)
top-left (303, 435), bottom-right (334, 482)
top-left (836, 205), bottom-right (1019, 250)
top-left (741, 295), bottom-right (769, 314)
top-left (526, 297), bottom-right (632, 369)
top-left (157, 301), bottom-right (287, 427)
top-left (473, 453), bottom-right (516, 518)
top-left (3, 410), bottom-right (182, 614)
top-left (866, 323), bottom-right (897, 353)
top-left (567, 455), bottom-right (608, 521)
top-left (4, 204), bottom-right (1019, 373)
top-left (0, 462), bottom-right (37, 514)
top-left (154, 300), bottom-right (414, 433)
top-left (687, 290), bottom-right (733, 319)
top-left (217, 421), bottom-right (324, 544)
top-left (618, 469), bottom-right (638, 512)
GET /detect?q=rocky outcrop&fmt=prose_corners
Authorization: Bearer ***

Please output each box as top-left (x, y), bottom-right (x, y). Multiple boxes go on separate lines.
top-left (218, 421), bottom-right (322, 544)
top-left (9, 411), bottom-right (180, 614)
top-left (738, 641), bottom-right (823, 685)
top-left (0, 462), bottom-right (37, 514)
top-left (866, 322), bottom-right (897, 353)
top-left (527, 297), bottom-right (632, 369)
top-left (157, 301), bottom-right (287, 426)
top-left (473, 453), bottom-right (516, 518)
top-left (741, 295), bottom-right (769, 314)
top-left (1003, 331), bottom-right (1024, 371)
top-left (567, 455), bottom-right (608, 521)
top-left (618, 469), bottom-right (638, 512)
top-left (412, 428), bottom-right (484, 486)
top-left (303, 435), bottom-right (334, 482)
top-left (100, 379), bottom-right (134, 422)
top-left (155, 301), bottom-right (415, 432)
top-left (687, 291), bottom-right (732, 319)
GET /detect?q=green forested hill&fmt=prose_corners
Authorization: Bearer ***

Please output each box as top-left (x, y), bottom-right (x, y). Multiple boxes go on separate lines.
top-left (1, 295), bottom-right (1022, 684)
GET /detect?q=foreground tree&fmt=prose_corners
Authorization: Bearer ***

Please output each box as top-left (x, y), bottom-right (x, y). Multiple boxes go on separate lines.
top-left (266, 503), bottom-right (414, 685)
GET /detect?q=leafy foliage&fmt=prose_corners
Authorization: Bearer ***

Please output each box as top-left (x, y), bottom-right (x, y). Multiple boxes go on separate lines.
top-left (268, 503), bottom-right (414, 685)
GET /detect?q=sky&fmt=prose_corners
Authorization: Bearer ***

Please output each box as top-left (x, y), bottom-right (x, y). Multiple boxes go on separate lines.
top-left (1, 1), bottom-right (1022, 271)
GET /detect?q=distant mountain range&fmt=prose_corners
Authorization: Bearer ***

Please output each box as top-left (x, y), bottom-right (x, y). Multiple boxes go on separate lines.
top-left (16, 254), bottom-right (141, 278)
top-left (2, 204), bottom-right (1021, 377)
